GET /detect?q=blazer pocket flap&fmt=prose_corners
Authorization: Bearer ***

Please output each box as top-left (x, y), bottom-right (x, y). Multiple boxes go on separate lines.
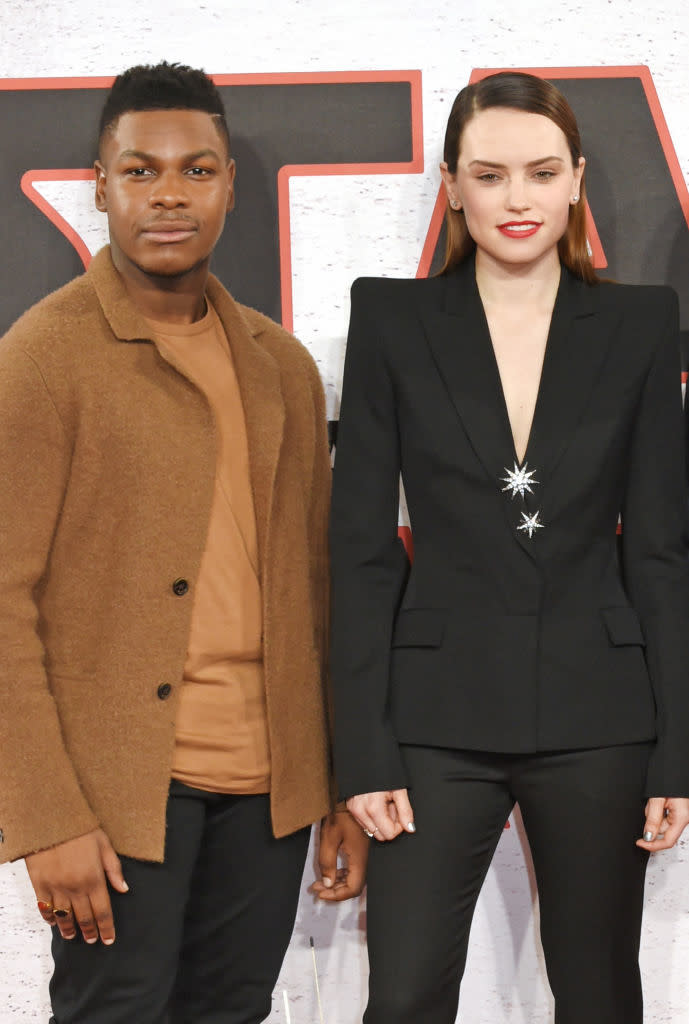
top-left (392, 609), bottom-right (445, 648)
top-left (602, 607), bottom-right (645, 647)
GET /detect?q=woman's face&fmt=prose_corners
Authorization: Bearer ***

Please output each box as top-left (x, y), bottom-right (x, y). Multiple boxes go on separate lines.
top-left (441, 106), bottom-right (585, 273)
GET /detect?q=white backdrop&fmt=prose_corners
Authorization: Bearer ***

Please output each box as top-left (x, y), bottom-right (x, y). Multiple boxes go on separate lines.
top-left (1, 1), bottom-right (689, 1021)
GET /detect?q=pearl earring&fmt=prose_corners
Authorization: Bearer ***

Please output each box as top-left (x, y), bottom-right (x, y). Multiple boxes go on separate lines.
top-left (571, 193), bottom-right (580, 203)
top-left (450, 199), bottom-right (461, 210)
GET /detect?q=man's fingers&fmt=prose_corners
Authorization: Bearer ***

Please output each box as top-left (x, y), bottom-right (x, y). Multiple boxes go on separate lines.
top-left (66, 885), bottom-right (116, 945)
top-left (50, 894), bottom-right (77, 941)
top-left (340, 848), bottom-right (366, 896)
top-left (317, 818), bottom-right (340, 889)
top-left (315, 859), bottom-right (366, 901)
top-left (317, 878), bottom-right (361, 902)
top-left (99, 836), bottom-right (129, 894)
top-left (36, 899), bottom-right (57, 926)
top-left (89, 887), bottom-right (117, 945)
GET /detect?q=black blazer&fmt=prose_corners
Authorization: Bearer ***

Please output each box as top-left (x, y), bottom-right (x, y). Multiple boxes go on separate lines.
top-left (330, 259), bottom-right (689, 800)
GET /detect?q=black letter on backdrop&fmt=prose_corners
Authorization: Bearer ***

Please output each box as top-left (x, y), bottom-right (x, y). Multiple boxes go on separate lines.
top-left (0, 77), bottom-right (415, 333)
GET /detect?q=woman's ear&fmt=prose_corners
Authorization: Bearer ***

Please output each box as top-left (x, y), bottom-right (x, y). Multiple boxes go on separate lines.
top-left (439, 162), bottom-right (462, 211)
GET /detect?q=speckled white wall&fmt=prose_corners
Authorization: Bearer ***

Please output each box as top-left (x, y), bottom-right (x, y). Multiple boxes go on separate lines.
top-left (1, 1), bottom-right (689, 1021)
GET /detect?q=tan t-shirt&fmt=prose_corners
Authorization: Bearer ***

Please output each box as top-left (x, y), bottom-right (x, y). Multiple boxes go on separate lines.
top-left (147, 302), bottom-right (271, 794)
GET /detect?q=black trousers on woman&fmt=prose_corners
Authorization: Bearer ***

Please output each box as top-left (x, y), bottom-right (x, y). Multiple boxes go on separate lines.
top-left (49, 781), bottom-right (310, 1024)
top-left (364, 743), bottom-right (651, 1024)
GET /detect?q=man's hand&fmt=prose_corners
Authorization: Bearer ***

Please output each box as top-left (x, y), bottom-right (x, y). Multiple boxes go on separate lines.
top-left (25, 827), bottom-right (128, 945)
top-left (311, 810), bottom-right (369, 902)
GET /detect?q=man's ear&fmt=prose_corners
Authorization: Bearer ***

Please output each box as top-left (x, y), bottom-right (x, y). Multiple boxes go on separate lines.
top-left (94, 160), bottom-right (107, 212)
top-left (226, 158), bottom-right (237, 214)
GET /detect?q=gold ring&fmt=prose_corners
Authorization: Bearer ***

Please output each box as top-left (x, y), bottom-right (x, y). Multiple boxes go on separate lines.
top-left (53, 907), bottom-right (71, 918)
top-left (37, 900), bottom-right (53, 914)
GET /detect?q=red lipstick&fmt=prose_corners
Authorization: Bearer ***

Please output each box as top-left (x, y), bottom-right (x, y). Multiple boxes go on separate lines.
top-left (497, 221), bottom-right (541, 238)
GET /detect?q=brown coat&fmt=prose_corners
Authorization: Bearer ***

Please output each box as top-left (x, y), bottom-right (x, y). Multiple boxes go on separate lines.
top-left (0, 247), bottom-right (332, 863)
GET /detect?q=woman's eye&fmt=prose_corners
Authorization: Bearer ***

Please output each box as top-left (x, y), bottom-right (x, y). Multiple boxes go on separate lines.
top-left (478, 173), bottom-right (500, 183)
top-left (534, 169), bottom-right (556, 180)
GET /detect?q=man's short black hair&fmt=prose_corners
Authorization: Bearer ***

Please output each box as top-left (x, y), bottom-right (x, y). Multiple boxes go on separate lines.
top-left (98, 61), bottom-right (230, 156)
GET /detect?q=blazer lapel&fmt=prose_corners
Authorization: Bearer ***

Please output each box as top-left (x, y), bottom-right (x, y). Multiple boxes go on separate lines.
top-left (419, 262), bottom-right (542, 557)
top-left (419, 260), bottom-right (618, 560)
top-left (207, 276), bottom-right (285, 574)
top-left (525, 268), bottom-right (618, 489)
top-left (420, 260), bottom-right (514, 486)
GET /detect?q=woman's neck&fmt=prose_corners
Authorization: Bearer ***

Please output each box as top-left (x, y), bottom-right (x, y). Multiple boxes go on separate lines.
top-left (474, 247), bottom-right (561, 313)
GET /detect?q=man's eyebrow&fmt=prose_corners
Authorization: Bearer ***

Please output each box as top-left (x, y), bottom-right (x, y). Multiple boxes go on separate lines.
top-left (117, 148), bottom-right (222, 162)
top-left (467, 155), bottom-right (566, 169)
top-left (182, 148), bottom-right (223, 162)
top-left (118, 149), bottom-right (154, 161)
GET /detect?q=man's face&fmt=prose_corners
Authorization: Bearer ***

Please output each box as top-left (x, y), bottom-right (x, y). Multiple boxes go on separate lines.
top-left (94, 108), bottom-right (235, 282)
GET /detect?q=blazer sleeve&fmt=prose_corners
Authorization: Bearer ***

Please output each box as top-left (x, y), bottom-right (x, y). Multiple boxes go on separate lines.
top-left (0, 343), bottom-right (99, 861)
top-left (330, 279), bottom-right (411, 799)
top-left (620, 288), bottom-right (689, 797)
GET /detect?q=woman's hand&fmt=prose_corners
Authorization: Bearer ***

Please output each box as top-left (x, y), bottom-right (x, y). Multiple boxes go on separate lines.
top-left (636, 797), bottom-right (689, 851)
top-left (346, 789), bottom-right (416, 842)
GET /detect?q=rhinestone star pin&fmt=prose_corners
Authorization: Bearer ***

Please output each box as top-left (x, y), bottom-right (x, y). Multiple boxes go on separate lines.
top-left (517, 510), bottom-right (545, 538)
top-left (500, 461), bottom-right (539, 499)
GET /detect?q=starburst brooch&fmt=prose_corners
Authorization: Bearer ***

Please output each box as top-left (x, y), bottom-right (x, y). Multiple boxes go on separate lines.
top-left (517, 510), bottom-right (545, 538)
top-left (501, 461), bottom-right (539, 499)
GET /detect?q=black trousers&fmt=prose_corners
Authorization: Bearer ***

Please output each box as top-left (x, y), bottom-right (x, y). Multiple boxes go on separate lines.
top-left (364, 743), bottom-right (651, 1024)
top-left (49, 781), bottom-right (311, 1024)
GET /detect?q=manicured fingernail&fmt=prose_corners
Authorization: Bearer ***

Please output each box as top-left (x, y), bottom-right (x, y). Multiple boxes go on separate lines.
top-left (407, 822), bottom-right (416, 833)
top-left (86, 937), bottom-right (98, 944)
top-left (104, 938), bottom-right (115, 946)
top-left (643, 831), bottom-right (654, 842)
top-left (121, 882), bottom-right (129, 892)
top-left (322, 877), bottom-right (333, 888)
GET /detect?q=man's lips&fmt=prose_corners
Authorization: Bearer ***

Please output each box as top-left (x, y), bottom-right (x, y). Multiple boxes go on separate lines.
top-left (140, 221), bottom-right (198, 243)
top-left (497, 221), bottom-right (541, 238)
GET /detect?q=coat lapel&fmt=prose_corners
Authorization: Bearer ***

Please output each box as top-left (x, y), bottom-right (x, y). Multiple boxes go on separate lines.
top-left (89, 247), bottom-right (285, 575)
top-left (206, 276), bottom-right (285, 574)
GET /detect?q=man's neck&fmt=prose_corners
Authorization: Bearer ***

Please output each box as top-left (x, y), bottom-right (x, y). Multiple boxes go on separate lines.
top-left (131, 284), bottom-right (208, 325)
top-left (112, 250), bottom-right (210, 324)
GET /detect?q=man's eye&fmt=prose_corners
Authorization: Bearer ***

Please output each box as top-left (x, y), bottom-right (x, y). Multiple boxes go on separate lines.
top-left (187, 167), bottom-right (212, 176)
